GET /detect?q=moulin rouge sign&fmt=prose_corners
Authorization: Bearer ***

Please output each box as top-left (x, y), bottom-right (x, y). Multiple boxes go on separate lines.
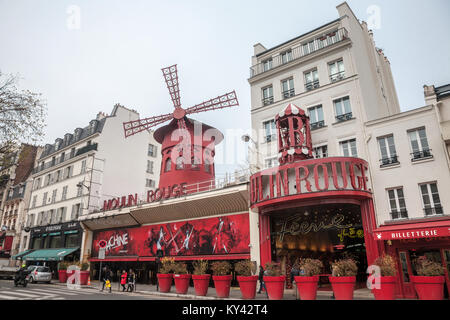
top-left (103, 183), bottom-right (188, 211)
top-left (250, 157), bottom-right (370, 206)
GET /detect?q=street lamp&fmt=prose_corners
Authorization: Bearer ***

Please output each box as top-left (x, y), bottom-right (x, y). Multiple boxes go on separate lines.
top-left (241, 135), bottom-right (261, 173)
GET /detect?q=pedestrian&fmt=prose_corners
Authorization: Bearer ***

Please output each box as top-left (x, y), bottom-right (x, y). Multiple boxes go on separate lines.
top-left (127, 269), bottom-right (135, 292)
top-left (257, 266), bottom-right (268, 297)
top-left (120, 270), bottom-right (128, 292)
top-left (104, 269), bottom-right (112, 293)
top-left (100, 266), bottom-right (108, 292)
top-left (290, 261), bottom-right (300, 299)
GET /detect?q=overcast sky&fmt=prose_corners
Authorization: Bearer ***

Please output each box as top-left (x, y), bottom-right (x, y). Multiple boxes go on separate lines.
top-left (1, 0), bottom-right (449, 176)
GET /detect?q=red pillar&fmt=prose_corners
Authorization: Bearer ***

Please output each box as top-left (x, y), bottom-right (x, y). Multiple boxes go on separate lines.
top-left (360, 198), bottom-right (384, 266)
top-left (259, 214), bottom-right (271, 267)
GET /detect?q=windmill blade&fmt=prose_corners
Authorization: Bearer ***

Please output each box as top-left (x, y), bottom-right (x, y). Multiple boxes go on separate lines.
top-left (123, 113), bottom-right (173, 138)
top-left (161, 65), bottom-right (181, 108)
top-left (185, 91), bottom-right (239, 116)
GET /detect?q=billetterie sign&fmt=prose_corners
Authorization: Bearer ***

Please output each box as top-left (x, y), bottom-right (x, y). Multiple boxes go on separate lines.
top-left (103, 182), bottom-right (188, 211)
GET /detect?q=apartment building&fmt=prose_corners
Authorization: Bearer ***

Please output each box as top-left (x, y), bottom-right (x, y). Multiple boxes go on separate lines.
top-left (18, 104), bottom-right (161, 266)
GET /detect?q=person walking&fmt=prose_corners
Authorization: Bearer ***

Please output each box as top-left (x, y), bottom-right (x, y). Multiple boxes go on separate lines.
top-left (120, 270), bottom-right (128, 292)
top-left (126, 269), bottom-right (135, 292)
top-left (104, 269), bottom-right (112, 293)
top-left (290, 262), bottom-right (300, 299)
top-left (100, 266), bottom-right (109, 292)
top-left (257, 266), bottom-right (268, 297)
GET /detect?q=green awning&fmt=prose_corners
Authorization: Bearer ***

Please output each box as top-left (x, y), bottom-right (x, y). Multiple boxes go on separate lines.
top-left (11, 249), bottom-right (35, 260)
top-left (23, 247), bottom-right (79, 261)
top-left (64, 230), bottom-right (78, 235)
top-left (48, 232), bottom-right (61, 236)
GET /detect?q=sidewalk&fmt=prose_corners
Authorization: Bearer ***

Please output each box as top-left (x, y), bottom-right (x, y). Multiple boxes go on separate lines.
top-left (53, 280), bottom-right (375, 300)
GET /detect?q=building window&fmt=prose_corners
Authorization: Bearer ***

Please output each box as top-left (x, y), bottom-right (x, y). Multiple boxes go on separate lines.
top-left (71, 203), bottom-right (81, 220)
top-left (408, 128), bottom-right (432, 161)
top-left (281, 78), bottom-right (295, 99)
top-left (281, 50), bottom-right (293, 64)
top-left (31, 195), bottom-right (37, 209)
top-left (33, 178), bottom-right (41, 190)
top-left (304, 69), bottom-right (319, 91)
top-left (308, 105), bottom-right (325, 130)
top-left (81, 160), bottom-right (87, 174)
top-left (313, 146), bottom-right (328, 159)
top-left (51, 189), bottom-right (57, 203)
top-left (42, 192), bottom-right (48, 206)
top-left (44, 174), bottom-right (51, 186)
top-left (70, 148), bottom-right (76, 158)
top-left (302, 40), bottom-right (315, 55)
top-left (262, 86), bottom-right (274, 106)
top-left (334, 96), bottom-right (352, 122)
top-left (329, 59), bottom-right (345, 82)
top-left (65, 233), bottom-right (79, 248)
top-left (147, 160), bottom-right (154, 174)
top-left (164, 158), bottom-right (171, 172)
top-left (146, 179), bottom-right (155, 188)
top-left (387, 188), bottom-right (408, 220)
top-left (148, 144), bottom-right (157, 157)
top-left (64, 166), bottom-right (72, 179)
top-left (262, 59), bottom-right (272, 72)
top-left (378, 135), bottom-right (399, 166)
top-left (420, 182), bottom-right (443, 216)
top-left (340, 139), bottom-right (357, 157)
top-left (55, 170), bottom-right (61, 183)
top-left (264, 157), bottom-right (278, 169)
top-left (62, 186), bottom-right (68, 201)
top-left (60, 152), bottom-right (65, 164)
top-left (77, 183), bottom-right (83, 197)
top-left (263, 120), bottom-right (277, 143)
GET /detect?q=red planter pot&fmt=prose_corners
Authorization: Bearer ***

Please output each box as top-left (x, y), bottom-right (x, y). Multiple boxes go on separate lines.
top-left (237, 276), bottom-right (258, 300)
top-left (371, 276), bottom-right (397, 300)
top-left (263, 276), bottom-right (286, 300)
top-left (192, 274), bottom-right (211, 296)
top-left (212, 275), bottom-right (232, 298)
top-left (157, 274), bottom-right (173, 293)
top-left (174, 274), bottom-right (191, 294)
top-left (66, 270), bottom-right (74, 283)
top-left (329, 276), bottom-right (356, 300)
top-left (294, 275), bottom-right (319, 300)
top-left (411, 276), bottom-right (445, 300)
top-left (79, 271), bottom-right (90, 285)
top-left (58, 270), bottom-right (67, 283)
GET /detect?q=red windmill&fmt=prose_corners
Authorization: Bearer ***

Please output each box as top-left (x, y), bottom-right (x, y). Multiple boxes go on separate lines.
top-left (123, 64), bottom-right (239, 193)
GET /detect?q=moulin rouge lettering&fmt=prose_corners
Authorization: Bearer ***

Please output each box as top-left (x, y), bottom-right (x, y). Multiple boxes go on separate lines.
top-left (103, 182), bottom-right (188, 211)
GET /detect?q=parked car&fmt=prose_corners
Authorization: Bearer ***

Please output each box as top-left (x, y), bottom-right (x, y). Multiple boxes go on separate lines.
top-left (0, 266), bottom-right (19, 280)
top-left (26, 266), bottom-right (52, 283)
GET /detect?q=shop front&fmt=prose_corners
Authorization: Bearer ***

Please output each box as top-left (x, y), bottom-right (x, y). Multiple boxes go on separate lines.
top-left (374, 219), bottom-right (450, 299)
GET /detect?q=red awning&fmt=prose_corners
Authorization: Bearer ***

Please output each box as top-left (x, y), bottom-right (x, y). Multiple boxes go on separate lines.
top-left (139, 254), bottom-right (250, 262)
top-left (89, 257), bottom-right (139, 262)
top-left (373, 219), bottom-right (450, 241)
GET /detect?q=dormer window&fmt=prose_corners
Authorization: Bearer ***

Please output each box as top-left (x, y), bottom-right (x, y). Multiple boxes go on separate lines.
top-left (74, 128), bottom-right (83, 140)
top-left (89, 120), bottom-right (97, 133)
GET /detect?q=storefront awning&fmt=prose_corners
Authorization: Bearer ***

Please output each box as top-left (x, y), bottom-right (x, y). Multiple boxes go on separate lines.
top-left (11, 249), bottom-right (35, 260)
top-left (89, 256), bottom-right (139, 262)
top-left (23, 247), bottom-right (79, 261)
top-left (373, 219), bottom-right (450, 241)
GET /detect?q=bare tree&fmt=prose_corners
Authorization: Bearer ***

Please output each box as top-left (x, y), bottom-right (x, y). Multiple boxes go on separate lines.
top-left (0, 71), bottom-right (47, 157)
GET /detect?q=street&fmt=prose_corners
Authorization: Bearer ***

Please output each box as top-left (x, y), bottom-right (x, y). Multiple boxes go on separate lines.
top-left (0, 280), bottom-right (178, 300)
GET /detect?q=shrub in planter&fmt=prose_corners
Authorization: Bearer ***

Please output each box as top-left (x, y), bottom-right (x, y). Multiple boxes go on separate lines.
top-left (329, 258), bottom-right (358, 300)
top-left (294, 258), bottom-right (323, 300)
top-left (58, 261), bottom-right (68, 283)
top-left (173, 262), bottom-right (191, 294)
top-left (263, 262), bottom-right (285, 300)
top-left (411, 256), bottom-right (445, 300)
top-left (235, 260), bottom-right (258, 300)
top-left (211, 261), bottom-right (232, 298)
top-left (192, 260), bottom-right (210, 296)
top-left (157, 257), bottom-right (175, 293)
top-left (371, 255), bottom-right (397, 300)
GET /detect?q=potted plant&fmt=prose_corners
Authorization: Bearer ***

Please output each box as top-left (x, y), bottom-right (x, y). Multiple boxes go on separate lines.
top-left (211, 261), bottom-right (232, 298)
top-left (371, 255), bottom-right (397, 300)
top-left (192, 259), bottom-right (210, 296)
top-left (263, 261), bottom-right (286, 300)
top-left (173, 262), bottom-right (191, 294)
top-left (58, 261), bottom-right (68, 283)
top-left (294, 258), bottom-right (323, 300)
top-left (329, 258), bottom-right (358, 300)
top-left (235, 260), bottom-right (258, 299)
top-left (157, 257), bottom-right (175, 293)
top-left (411, 256), bottom-right (445, 300)
top-left (78, 262), bottom-right (90, 285)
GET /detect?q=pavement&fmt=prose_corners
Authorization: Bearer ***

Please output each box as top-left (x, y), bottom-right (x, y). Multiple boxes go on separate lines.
top-left (52, 280), bottom-right (376, 300)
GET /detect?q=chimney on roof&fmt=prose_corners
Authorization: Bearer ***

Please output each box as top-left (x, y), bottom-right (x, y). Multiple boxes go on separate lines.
top-left (96, 112), bottom-right (107, 120)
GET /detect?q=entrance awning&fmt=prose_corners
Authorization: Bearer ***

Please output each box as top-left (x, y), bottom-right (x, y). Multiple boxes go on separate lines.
top-left (11, 249), bottom-right (35, 260)
top-left (22, 247), bottom-right (79, 261)
top-left (89, 256), bottom-right (139, 262)
top-left (373, 219), bottom-right (450, 241)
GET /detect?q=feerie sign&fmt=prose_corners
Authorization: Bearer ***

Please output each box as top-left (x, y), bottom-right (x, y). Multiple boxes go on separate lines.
top-left (250, 157), bottom-right (370, 206)
top-left (103, 183), bottom-right (188, 211)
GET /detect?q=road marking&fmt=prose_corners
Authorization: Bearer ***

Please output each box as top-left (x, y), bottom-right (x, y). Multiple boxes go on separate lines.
top-left (0, 290), bottom-right (41, 299)
top-left (0, 293), bottom-right (25, 300)
top-left (28, 288), bottom-right (80, 296)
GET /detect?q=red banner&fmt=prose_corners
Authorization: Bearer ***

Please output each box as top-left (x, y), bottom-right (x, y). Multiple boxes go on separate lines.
top-left (92, 213), bottom-right (250, 258)
top-left (374, 226), bottom-right (450, 241)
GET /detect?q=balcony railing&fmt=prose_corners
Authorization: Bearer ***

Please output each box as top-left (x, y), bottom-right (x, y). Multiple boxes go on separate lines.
top-left (391, 209), bottom-right (408, 220)
top-left (262, 96), bottom-right (274, 106)
top-left (282, 89), bottom-right (295, 99)
top-left (411, 149), bottom-right (433, 161)
top-left (310, 121), bottom-right (325, 130)
top-left (305, 80), bottom-right (320, 91)
top-left (330, 71), bottom-right (346, 82)
top-left (380, 156), bottom-right (399, 167)
top-left (335, 112), bottom-right (353, 123)
top-left (424, 206), bottom-right (443, 216)
top-left (250, 28), bottom-right (349, 78)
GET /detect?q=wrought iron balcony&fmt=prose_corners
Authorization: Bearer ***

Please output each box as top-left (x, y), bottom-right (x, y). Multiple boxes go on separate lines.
top-left (310, 121), bottom-right (325, 130)
top-left (424, 206), bottom-right (443, 216)
top-left (305, 80), bottom-right (320, 91)
top-left (380, 156), bottom-right (399, 167)
top-left (250, 28), bottom-right (349, 78)
top-left (335, 112), bottom-right (353, 123)
top-left (262, 96), bottom-right (274, 106)
top-left (330, 71), bottom-right (346, 83)
top-left (390, 209), bottom-right (408, 220)
top-left (411, 149), bottom-right (433, 161)
top-left (282, 89), bottom-right (295, 99)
